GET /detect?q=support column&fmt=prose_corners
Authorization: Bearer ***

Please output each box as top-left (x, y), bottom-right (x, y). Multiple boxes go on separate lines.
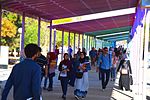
top-left (74, 33), bottom-right (76, 54)
top-left (141, 9), bottom-right (149, 100)
top-left (129, 7), bottom-right (147, 100)
top-left (78, 34), bottom-right (80, 49)
top-left (94, 36), bottom-right (96, 48)
top-left (53, 29), bottom-right (56, 51)
top-left (49, 20), bottom-right (52, 52)
top-left (82, 34), bottom-right (84, 48)
top-left (86, 35), bottom-right (88, 50)
top-left (92, 37), bottom-right (94, 48)
top-left (61, 30), bottom-right (64, 60)
top-left (38, 17), bottom-right (41, 47)
top-left (20, 13), bottom-right (25, 53)
top-left (89, 36), bottom-right (91, 50)
top-left (68, 31), bottom-right (70, 48)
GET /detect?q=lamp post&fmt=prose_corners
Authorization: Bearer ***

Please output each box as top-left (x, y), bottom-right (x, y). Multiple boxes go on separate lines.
top-left (18, 27), bottom-right (24, 61)
top-left (18, 27), bottom-right (22, 51)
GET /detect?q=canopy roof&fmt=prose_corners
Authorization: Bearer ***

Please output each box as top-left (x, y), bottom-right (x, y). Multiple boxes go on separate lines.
top-left (1, 0), bottom-right (138, 41)
top-left (1, 0), bottom-right (138, 20)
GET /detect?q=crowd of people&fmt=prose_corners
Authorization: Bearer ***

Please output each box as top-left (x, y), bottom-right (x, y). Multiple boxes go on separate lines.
top-left (1, 43), bottom-right (132, 100)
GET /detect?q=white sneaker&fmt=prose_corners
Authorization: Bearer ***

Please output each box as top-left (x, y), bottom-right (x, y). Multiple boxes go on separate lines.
top-left (75, 95), bottom-right (80, 100)
top-left (102, 89), bottom-right (104, 92)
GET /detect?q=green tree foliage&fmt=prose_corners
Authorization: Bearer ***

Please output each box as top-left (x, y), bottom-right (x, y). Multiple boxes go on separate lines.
top-left (1, 18), bottom-right (17, 37)
top-left (55, 30), bottom-right (74, 48)
top-left (1, 10), bottom-right (78, 52)
top-left (40, 21), bottom-right (50, 48)
top-left (24, 17), bottom-right (50, 50)
top-left (1, 11), bottom-right (21, 50)
top-left (24, 17), bottom-right (38, 45)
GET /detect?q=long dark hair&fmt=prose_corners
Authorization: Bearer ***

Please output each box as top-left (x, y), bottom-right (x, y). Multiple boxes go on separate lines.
top-left (64, 53), bottom-right (69, 60)
top-left (79, 52), bottom-right (85, 63)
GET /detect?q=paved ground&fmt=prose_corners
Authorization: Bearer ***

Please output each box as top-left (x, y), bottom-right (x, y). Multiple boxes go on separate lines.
top-left (2, 64), bottom-right (150, 100)
top-left (0, 68), bottom-right (134, 100)
top-left (41, 71), bottom-right (134, 100)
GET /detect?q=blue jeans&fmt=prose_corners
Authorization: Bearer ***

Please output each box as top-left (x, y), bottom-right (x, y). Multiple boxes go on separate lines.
top-left (60, 77), bottom-right (69, 95)
top-left (43, 77), bottom-right (48, 88)
top-left (48, 72), bottom-right (55, 88)
top-left (41, 74), bottom-right (48, 88)
top-left (111, 68), bottom-right (116, 79)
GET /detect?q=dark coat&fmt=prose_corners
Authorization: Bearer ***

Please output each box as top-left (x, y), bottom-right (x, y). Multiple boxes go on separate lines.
top-left (117, 60), bottom-right (132, 90)
top-left (58, 59), bottom-right (72, 79)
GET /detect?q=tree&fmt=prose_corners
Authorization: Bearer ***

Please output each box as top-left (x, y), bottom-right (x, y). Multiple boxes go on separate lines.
top-left (1, 11), bottom-right (22, 51)
top-left (24, 17), bottom-right (38, 45)
top-left (1, 18), bottom-right (17, 37)
top-left (24, 17), bottom-right (50, 50)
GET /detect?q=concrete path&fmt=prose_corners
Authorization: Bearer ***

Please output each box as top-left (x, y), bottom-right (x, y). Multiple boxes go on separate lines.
top-left (41, 70), bottom-right (134, 100)
top-left (0, 68), bottom-right (142, 100)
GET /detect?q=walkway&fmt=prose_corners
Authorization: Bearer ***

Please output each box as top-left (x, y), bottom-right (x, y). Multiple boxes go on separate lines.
top-left (0, 68), bottom-right (136, 100)
top-left (42, 70), bottom-right (133, 100)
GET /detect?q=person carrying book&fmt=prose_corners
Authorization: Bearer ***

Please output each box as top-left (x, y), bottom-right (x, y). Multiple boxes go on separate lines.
top-left (74, 52), bottom-right (91, 99)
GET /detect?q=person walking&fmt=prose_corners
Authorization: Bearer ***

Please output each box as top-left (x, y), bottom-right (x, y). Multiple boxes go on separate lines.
top-left (117, 59), bottom-right (132, 91)
top-left (46, 52), bottom-right (57, 91)
top-left (55, 45), bottom-right (59, 64)
top-left (89, 47), bottom-right (97, 67)
top-left (35, 47), bottom-right (48, 89)
top-left (74, 52), bottom-right (91, 99)
top-left (58, 53), bottom-right (72, 100)
top-left (69, 54), bottom-right (80, 87)
top-left (111, 52), bottom-right (118, 81)
top-left (68, 45), bottom-right (73, 59)
top-left (1, 43), bottom-right (41, 100)
top-left (97, 47), bottom-right (112, 91)
top-left (76, 48), bottom-right (81, 60)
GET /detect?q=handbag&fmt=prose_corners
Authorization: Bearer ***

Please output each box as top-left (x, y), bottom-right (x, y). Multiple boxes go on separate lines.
top-left (76, 71), bottom-right (83, 79)
top-left (130, 75), bottom-right (133, 85)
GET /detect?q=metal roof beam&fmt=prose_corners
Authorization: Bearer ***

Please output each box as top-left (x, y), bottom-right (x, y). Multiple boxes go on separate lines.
top-left (104, 37), bottom-right (128, 41)
top-left (100, 34), bottom-right (129, 39)
top-left (85, 26), bottom-right (131, 36)
top-left (96, 31), bottom-right (129, 38)
top-left (100, 34), bottom-right (129, 40)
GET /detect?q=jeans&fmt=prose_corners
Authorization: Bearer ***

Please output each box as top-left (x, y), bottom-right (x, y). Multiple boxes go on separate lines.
top-left (41, 74), bottom-right (48, 88)
top-left (98, 70), bottom-right (102, 80)
top-left (68, 71), bottom-right (76, 87)
top-left (60, 77), bottom-right (69, 95)
top-left (111, 67), bottom-right (116, 79)
top-left (100, 68), bottom-right (110, 89)
top-left (48, 73), bottom-right (55, 89)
